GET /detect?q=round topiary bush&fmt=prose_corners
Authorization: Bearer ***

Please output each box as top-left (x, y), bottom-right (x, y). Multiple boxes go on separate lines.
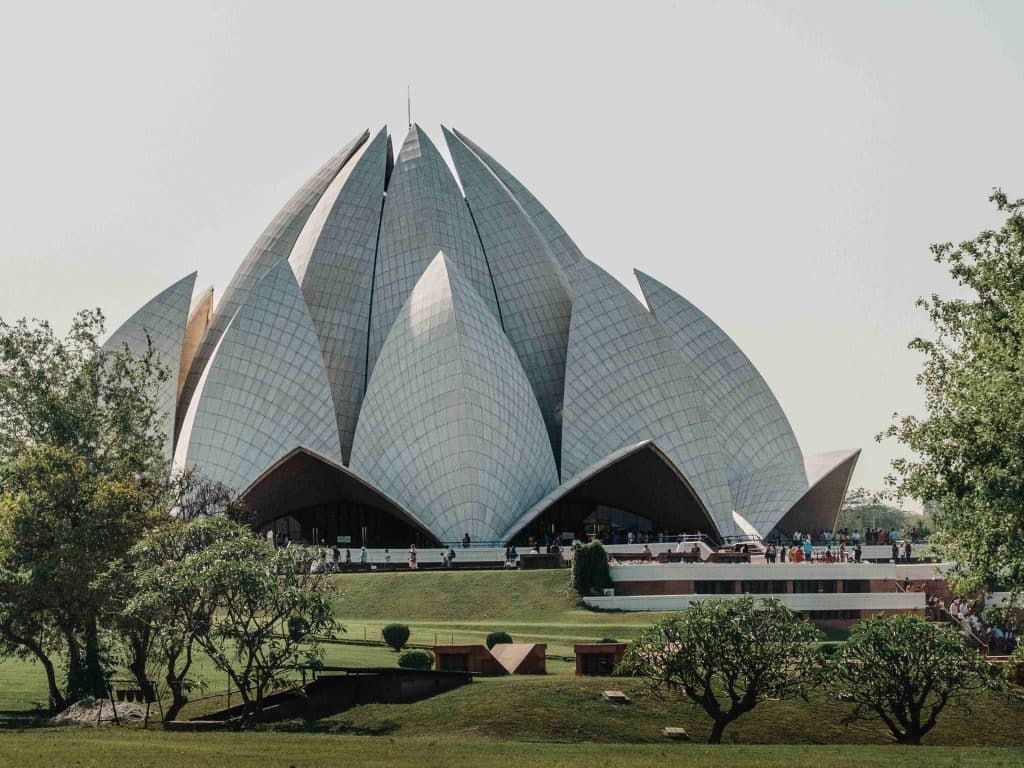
top-left (486, 630), bottom-right (513, 649)
top-left (382, 623), bottom-right (411, 651)
top-left (397, 649), bottom-right (434, 670)
top-left (598, 636), bottom-right (618, 644)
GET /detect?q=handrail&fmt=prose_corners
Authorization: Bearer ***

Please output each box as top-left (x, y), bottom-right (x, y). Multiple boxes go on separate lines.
top-left (939, 608), bottom-right (991, 653)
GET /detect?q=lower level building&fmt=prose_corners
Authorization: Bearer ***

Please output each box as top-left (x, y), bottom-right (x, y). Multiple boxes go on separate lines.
top-left (584, 560), bottom-right (947, 628)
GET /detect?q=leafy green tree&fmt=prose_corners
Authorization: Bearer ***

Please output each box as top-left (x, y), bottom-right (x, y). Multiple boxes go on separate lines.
top-left (381, 623), bottom-right (411, 652)
top-left (104, 475), bottom-right (246, 719)
top-left (0, 309), bottom-right (169, 706)
top-left (836, 488), bottom-right (928, 538)
top-left (123, 515), bottom-right (251, 721)
top-left (829, 614), bottom-right (991, 744)
top-left (181, 525), bottom-right (338, 723)
top-left (618, 598), bottom-right (823, 743)
top-left (571, 540), bottom-right (612, 595)
top-left (883, 191), bottom-right (1024, 605)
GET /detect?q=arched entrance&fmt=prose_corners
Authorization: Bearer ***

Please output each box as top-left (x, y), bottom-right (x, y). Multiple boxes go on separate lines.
top-left (504, 441), bottom-right (722, 545)
top-left (240, 447), bottom-right (439, 548)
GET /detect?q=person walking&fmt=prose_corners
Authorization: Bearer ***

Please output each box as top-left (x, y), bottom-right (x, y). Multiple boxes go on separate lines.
top-left (359, 546), bottom-right (368, 564)
top-left (408, 543), bottom-right (418, 570)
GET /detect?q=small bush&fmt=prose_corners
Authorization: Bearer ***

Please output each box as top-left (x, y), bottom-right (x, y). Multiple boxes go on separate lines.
top-left (397, 649), bottom-right (434, 670)
top-left (382, 623), bottom-right (411, 651)
top-left (598, 636), bottom-right (618, 644)
top-left (486, 630), bottom-right (513, 649)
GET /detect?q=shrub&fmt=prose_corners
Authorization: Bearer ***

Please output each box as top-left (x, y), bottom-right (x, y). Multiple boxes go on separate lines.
top-left (486, 631), bottom-right (513, 649)
top-left (381, 623), bottom-right (411, 651)
top-left (571, 540), bottom-right (612, 595)
top-left (599, 636), bottom-right (618, 644)
top-left (397, 649), bottom-right (434, 670)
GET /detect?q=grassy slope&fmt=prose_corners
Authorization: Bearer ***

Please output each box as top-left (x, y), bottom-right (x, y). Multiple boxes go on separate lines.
top-left (312, 675), bottom-right (1024, 747)
top-left (330, 570), bottom-right (671, 655)
top-left (3, 568), bottom-right (1024, 756)
top-left (1, 731), bottom-right (1021, 768)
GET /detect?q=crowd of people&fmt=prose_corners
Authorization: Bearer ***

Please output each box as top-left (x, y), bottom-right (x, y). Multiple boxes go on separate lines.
top-left (932, 596), bottom-right (1019, 655)
top-left (783, 528), bottom-right (909, 547)
top-left (303, 542), bottom-right (470, 572)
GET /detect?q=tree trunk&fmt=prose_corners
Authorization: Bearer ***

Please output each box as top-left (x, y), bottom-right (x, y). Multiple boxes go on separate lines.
top-left (2, 625), bottom-right (66, 712)
top-left (163, 677), bottom-right (187, 723)
top-left (162, 646), bottom-right (192, 723)
top-left (82, 617), bottom-right (106, 698)
top-left (37, 648), bottom-right (65, 713)
top-left (128, 656), bottom-right (156, 705)
top-left (708, 719), bottom-right (726, 744)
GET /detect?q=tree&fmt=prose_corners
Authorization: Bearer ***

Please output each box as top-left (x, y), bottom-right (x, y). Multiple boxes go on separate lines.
top-left (836, 488), bottom-right (929, 538)
top-left (381, 623), bottom-right (411, 652)
top-left (104, 475), bottom-right (246, 719)
top-left (178, 524), bottom-right (338, 723)
top-left (571, 540), bottom-right (612, 596)
top-left (829, 614), bottom-right (991, 744)
top-left (0, 309), bottom-right (169, 706)
top-left (618, 598), bottom-right (823, 743)
top-left (124, 515), bottom-right (250, 721)
top-left (883, 191), bottom-right (1024, 606)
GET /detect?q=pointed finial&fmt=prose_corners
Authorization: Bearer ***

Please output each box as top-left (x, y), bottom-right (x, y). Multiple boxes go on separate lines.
top-left (407, 84), bottom-right (412, 127)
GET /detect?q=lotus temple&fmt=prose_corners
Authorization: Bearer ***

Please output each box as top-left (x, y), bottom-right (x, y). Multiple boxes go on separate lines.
top-left (103, 124), bottom-right (859, 547)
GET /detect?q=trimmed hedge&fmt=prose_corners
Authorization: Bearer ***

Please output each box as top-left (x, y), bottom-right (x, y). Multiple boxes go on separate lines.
top-left (382, 623), bottom-right (411, 651)
top-left (397, 649), bottom-right (434, 670)
top-left (486, 631), bottom-right (513, 649)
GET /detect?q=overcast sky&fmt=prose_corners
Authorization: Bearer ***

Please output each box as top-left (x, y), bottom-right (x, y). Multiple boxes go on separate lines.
top-left (1, 1), bottom-right (1022, 501)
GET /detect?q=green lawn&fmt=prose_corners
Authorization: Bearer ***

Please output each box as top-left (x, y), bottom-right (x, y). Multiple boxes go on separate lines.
top-left (0, 731), bottom-right (1021, 768)
top-left (307, 675), bottom-right (1024, 747)
top-left (2, 568), bottom-right (1023, 759)
top-left (330, 569), bottom-right (672, 655)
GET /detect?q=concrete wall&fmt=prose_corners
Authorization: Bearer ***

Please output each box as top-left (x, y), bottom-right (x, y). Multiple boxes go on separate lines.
top-left (583, 590), bottom-right (926, 613)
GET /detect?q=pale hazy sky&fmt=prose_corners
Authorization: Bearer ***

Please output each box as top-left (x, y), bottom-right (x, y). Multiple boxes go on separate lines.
top-left (1, 1), bottom-right (1022, 499)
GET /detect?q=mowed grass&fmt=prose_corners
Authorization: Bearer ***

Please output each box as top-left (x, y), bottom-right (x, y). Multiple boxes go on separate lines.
top-left (2, 731), bottom-right (1022, 768)
top-left (1, 731), bottom-right (1022, 768)
top-left (330, 569), bottom-right (671, 655)
top-left (307, 675), bottom-right (1024, 747)
top-left (3, 567), bottom-right (1024, 762)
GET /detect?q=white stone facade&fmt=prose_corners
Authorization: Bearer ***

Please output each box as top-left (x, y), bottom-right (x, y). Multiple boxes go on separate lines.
top-left (105, 122), bottom-right (855, 543)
